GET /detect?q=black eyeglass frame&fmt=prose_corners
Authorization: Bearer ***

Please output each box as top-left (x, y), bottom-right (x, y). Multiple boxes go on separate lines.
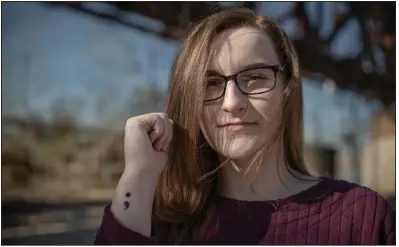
top-left (204, 65), bottom-right (285, 102)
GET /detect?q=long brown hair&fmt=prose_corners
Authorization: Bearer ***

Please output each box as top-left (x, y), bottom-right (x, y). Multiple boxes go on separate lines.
top-left (154, 7), bottom-right (306, 244)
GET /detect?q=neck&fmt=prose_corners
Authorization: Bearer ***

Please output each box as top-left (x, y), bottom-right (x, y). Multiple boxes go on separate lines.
top-left (218, 140), bottom-right (316, 201)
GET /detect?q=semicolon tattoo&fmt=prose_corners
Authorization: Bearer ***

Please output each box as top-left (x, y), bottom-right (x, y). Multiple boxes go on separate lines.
top-left (124, 192), bottom-right (131, 210)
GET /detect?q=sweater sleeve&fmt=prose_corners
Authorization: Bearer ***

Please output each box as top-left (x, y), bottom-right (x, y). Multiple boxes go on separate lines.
top-left (94, 204), bottom-right (156, 245)
top-left (380, 202), bottom-right (395, 245)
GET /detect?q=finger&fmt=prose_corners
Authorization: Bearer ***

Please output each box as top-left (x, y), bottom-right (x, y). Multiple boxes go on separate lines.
top-left (149, 119), bottom-right (162, 143)
top-left (153, 139), bottom-right (164, 153)
top-left (135, 113), bottom-right (167, 133)
top-left (149, 129), bottom-right (159, 144)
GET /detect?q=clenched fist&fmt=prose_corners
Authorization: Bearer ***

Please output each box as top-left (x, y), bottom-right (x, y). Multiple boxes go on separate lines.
top-left (124, 112), bottom-right (173, 175)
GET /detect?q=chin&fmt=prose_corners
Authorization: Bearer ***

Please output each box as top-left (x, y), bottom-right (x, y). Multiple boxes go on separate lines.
top-left (216, 137), bottom-right (260, 160)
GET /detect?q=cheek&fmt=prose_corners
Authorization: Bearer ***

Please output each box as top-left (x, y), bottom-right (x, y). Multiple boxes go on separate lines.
top-left (202, 105), bottom-right (218, 123)
top-left (252, 81), bottom-right (284, 121)
top-left (245, 84), bottom-right (284, 149)
top-left (199, 105), bottom-right (219, 143)
top-left (200, 105), bottom-right (218, 133)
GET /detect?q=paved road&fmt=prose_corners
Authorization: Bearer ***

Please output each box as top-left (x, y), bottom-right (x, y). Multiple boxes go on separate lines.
top-left (2, 200), bottom-right (106, 245)
top-left (2, 229), bottom-right (97, 245)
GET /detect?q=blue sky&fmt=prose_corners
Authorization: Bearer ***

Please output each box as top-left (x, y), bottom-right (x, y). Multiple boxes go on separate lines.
top-left (2, 2), bottom-right (378, 151)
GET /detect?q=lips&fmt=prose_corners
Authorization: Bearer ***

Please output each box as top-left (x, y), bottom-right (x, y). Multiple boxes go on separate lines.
top-left (218, 122), bottom-right (256, 128)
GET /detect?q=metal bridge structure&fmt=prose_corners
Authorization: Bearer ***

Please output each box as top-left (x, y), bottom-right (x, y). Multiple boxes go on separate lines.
top-left (52, 2), bottom-right (395, 107)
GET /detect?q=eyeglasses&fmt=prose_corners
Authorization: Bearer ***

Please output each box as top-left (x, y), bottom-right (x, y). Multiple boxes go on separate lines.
top-left (204, 65), bottom-right (284, 102)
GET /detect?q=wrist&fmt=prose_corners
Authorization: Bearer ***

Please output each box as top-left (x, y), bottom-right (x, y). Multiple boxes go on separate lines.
top-left (113, 170), bottom-right (158, 211)
top-left (122, 168), bottom-right (161, 182)
top-left (119, 169), bottom-right (159, 194)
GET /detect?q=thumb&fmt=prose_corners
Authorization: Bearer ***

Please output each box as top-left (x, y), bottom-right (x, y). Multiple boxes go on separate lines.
top-left (148, 118), bottom-right (164, 144)
top-left (135, 113), bottom-right (166, 133)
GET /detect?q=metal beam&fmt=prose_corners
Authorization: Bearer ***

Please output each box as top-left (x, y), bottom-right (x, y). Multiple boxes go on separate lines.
top-left (53, 2), bottom-right (395, 106)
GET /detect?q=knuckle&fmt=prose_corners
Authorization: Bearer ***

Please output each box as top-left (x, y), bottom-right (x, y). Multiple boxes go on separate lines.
top-left (125, 117), bottom-right (134, 129)
top-left (157, 114), bottom-right (164, 120)
top-left (125, 116), bottom-right (141, 131)
top-left (159, 113), bottom-right (169, 120)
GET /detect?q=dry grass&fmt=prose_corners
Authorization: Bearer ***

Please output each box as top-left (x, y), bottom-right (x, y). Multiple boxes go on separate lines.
top-left (2, 127), bottom-right (125, 203)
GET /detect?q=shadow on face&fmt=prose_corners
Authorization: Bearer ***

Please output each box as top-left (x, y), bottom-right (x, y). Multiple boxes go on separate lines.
top-left (199, 26), bottom-right (285, 161)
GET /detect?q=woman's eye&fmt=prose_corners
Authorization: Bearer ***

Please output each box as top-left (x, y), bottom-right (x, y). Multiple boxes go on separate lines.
top-left (207, 80), bottom-right (224, 87)
top-left (248, 74), bottom-right (266, 80)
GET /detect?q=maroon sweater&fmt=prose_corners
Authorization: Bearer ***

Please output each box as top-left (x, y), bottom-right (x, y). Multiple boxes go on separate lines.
top-left (94, 178), bottom-right (395, 245)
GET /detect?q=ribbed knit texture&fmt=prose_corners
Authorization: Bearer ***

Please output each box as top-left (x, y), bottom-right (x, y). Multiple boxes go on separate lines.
top-left (94, 178), bottom-right (395, 245)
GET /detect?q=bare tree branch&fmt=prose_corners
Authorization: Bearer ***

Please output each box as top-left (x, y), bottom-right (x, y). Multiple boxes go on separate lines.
top-left (326, 12), bottom-right (351, 43)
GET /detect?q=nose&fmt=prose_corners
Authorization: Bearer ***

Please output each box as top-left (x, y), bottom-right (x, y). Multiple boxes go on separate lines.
top-left (221, 80), bottom-right (247, 113)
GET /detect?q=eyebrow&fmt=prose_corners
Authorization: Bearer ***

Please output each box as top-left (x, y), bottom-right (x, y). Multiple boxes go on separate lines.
top-left (206, 62), bottom-right (277, 76)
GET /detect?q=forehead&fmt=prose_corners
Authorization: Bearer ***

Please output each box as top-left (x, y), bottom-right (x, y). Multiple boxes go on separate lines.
top-left (209, 27), bottom-right (279, 74)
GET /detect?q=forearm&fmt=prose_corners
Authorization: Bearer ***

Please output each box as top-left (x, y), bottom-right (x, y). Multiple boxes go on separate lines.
top-left (111, 171), bottom-right (158, 237)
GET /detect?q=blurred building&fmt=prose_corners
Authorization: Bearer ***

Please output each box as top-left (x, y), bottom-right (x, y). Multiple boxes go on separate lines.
top-left (361, 109), bottom-right (395, 197)
top-left (304, 145), bottom-right (337, 178)
top-left (304, 107), bottom-right (395, 205)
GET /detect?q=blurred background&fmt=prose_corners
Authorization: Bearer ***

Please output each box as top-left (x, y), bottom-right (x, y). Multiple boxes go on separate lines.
top-left (2, 1), bottom-right (395, 244)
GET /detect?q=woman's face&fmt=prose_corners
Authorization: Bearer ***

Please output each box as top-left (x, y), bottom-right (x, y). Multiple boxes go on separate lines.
top-left (199, 26), bottom-right (284, 161)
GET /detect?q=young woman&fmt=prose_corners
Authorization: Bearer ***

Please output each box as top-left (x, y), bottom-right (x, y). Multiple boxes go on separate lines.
top-left (94, 8), bottom-right (395, 245)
